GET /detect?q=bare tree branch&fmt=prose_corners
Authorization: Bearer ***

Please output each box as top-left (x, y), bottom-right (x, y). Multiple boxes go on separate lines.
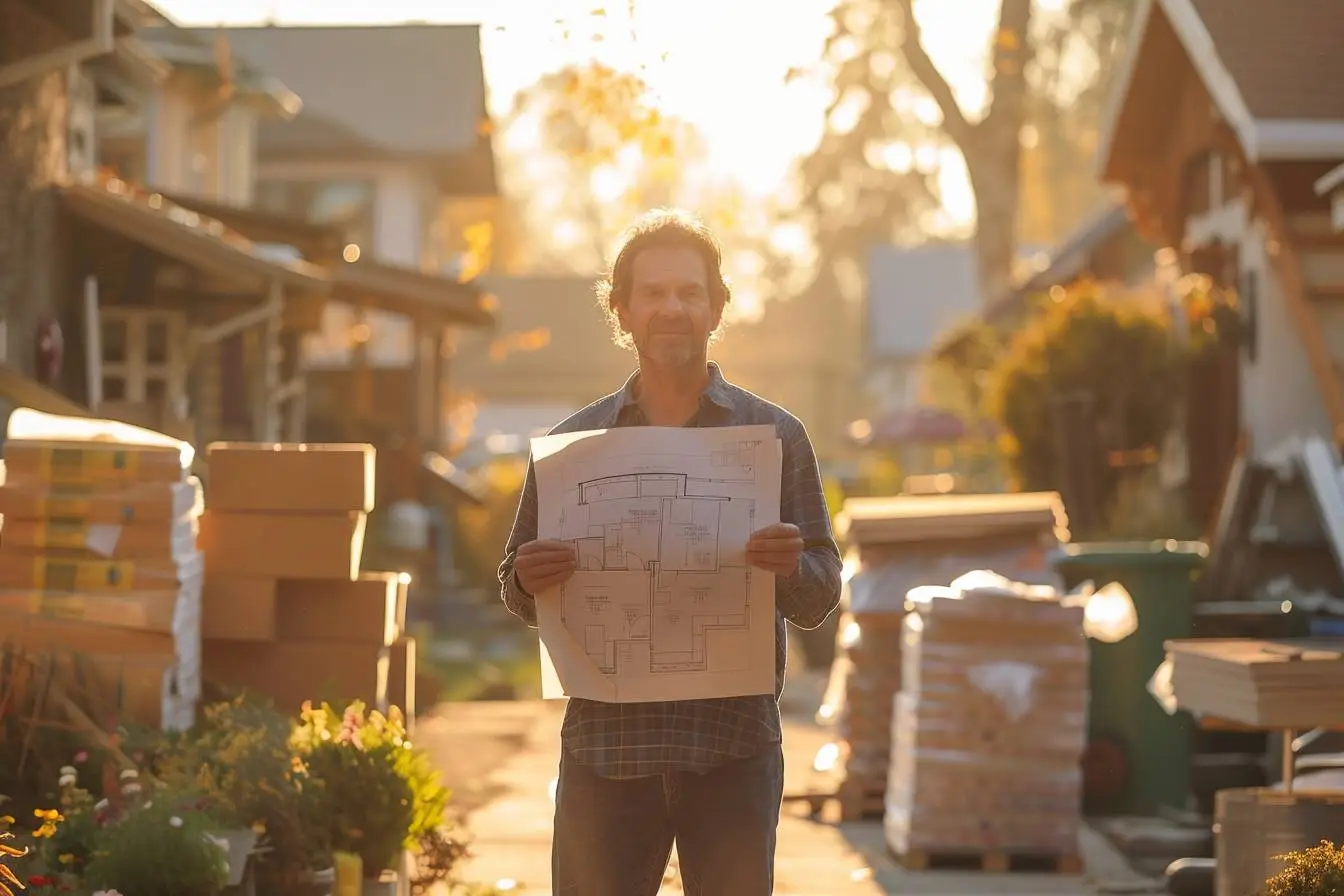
top-left (894, 0), bottom-right (974, 147)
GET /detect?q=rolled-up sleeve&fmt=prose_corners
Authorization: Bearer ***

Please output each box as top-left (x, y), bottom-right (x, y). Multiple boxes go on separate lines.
top-left (774, 417), bottom-right (843, 629)
top-left (498, 457), bottom-right (540, 627)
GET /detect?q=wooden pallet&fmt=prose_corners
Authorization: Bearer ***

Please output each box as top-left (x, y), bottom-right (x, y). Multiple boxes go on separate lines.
top-left (892, 848), bottom-right (1083, 874)
top-left (837, 781), bottom-right (885, 821)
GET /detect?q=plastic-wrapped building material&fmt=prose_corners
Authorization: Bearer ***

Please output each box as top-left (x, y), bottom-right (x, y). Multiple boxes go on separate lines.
top-left (884, 586), bottom-right (1088, 859)
top-left (0, 409), bottom-right (202, 731)
top-left (827, 546), bottom-right (1067, 818)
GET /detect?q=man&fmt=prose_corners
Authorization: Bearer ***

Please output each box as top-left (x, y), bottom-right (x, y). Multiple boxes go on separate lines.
top-left (498, 208), bottom-right (843, 896)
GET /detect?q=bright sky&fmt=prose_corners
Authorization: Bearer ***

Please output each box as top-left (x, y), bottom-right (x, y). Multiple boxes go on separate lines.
top-left (154, 0), bottom-right (1010, 225)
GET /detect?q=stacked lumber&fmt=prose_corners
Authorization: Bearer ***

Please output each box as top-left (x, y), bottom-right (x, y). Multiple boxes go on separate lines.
top-left (199, 443), bottom-right (417, 723)
top-left (1165, 638), bottom-right (1344, 728)
top-left (0, 436), bottom-right (204, 730)
top-left (885, 587), bottom-right (1087, 868)
top-left (828, 491), bottom-right (1069, 820)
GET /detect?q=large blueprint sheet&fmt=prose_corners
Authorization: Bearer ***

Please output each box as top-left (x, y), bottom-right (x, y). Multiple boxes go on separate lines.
top-left (531, 424), bottom-right (782, 702)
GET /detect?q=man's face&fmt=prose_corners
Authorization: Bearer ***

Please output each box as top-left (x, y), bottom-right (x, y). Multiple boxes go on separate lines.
top-left (618, 244), bottom-right (723, 371)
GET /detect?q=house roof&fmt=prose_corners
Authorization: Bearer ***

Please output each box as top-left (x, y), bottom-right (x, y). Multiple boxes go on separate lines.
top-left (866, 243), bottom-right (982, 360)
top-left (984, 203), bottom-right (1134, 323)
top-left (205, 25), bottom-right (489, 160)
top-left (60, 175), bottom-right (330, 294)
top-left (138, 25), bottom-right (302, 118)
top-left (1099, 0), bottom-right (1344, 172)
top-left (159, 192), bottom-right (494, 327)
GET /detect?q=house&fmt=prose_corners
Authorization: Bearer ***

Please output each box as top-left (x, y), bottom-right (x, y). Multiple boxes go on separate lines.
top-left (864, 243), bottom-right (982, 415)
top-left (1318, 163), bottom-right (1344, 231)
top-left (0, 0), bottom-right (152, 391)
top-left (110, 23), bottom-right (301, 205)
top-left (206, 24), bottom-right (499, 377)
top-left (1097, 0), bottom-right (1344, 466)
top-left (0, 0), bottom-right (337, 449)
top-left (985, 202), bottom-right (1159, 325)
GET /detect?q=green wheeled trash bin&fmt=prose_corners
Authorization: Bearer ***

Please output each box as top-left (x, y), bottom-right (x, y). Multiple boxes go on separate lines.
top-left (1051, 540), bottom-right (1208, 816)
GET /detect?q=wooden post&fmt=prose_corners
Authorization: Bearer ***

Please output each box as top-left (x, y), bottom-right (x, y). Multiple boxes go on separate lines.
top-left (255, 279), bottom-right (283, 441)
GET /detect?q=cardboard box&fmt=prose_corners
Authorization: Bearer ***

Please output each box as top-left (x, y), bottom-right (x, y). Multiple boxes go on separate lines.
top-left (203, 640), bottom-right (388, 712)
top-left (276, 573), bottom-right (404, 645)
top-left (0, 478), bottom-right (203, 523)
top-left (206, 443), bottom-right (375, 513)
top-left (200, 511), bottom-right (366, 580)
top-left (4, 440), bottom-right (186, 486)
top-left (202, 576), bottom-right (277, 642)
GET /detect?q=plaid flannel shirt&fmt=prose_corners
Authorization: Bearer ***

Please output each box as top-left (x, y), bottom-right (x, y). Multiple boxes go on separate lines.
top-left (498, 362), bottom-right (843, 779)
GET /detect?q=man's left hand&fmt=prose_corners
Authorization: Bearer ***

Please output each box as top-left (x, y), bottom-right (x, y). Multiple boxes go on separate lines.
top-left (746, 523), bottom-right (805, 576)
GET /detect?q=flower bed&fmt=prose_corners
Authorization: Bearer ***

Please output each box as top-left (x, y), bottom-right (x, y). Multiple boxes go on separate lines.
top-left (0, 697), bottom-right (480, 896)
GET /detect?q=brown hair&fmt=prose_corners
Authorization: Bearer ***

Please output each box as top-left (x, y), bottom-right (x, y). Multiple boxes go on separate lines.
top-left (596, 208), bottom-right (732, 350)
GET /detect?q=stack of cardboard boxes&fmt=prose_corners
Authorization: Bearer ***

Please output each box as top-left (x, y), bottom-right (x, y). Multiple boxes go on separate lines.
top-left (199, 443), bottom-right (416, 721)
top-left (0, 438), bottom-right (204, 730)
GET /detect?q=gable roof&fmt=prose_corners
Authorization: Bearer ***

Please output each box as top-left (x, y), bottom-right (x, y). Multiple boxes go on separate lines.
top-left (207, 24), bottom-right (489, 159)
top-left (1099, 0), bottom-right (1344, 171)
top-left (866, 243), bottom-right (982, 360)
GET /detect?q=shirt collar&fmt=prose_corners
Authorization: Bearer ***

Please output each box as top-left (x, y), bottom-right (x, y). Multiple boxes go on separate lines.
top-left (607, 362), bottom-right (737, 425)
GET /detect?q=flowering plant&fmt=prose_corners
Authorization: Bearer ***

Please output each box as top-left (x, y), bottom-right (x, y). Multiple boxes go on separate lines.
top-left (155, 696), bottom-right (328, 887)
top-left (291, 702), bottom-right (415, 875)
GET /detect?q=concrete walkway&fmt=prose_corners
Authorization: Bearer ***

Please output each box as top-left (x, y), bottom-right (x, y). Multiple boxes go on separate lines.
top-left (425, 700), bottom-right (1161, 896)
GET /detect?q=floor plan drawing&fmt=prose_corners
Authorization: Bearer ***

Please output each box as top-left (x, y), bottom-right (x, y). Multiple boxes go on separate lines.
top-left (530, 425), bottom-right (783, 703)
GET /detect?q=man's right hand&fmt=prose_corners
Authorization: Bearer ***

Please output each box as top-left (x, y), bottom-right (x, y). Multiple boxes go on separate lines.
top-left (514, 539), bottom-right (578, 596)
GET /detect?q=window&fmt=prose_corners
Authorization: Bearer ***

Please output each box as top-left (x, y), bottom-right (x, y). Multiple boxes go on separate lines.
top-left (99, 309), bottom-right (188, 411)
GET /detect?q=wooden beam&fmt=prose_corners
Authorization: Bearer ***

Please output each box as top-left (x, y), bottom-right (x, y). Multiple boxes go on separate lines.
top-left (1242, 159), bottom-right (1344, 440)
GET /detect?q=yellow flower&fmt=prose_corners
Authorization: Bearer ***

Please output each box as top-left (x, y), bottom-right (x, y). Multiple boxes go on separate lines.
top-left (33, 809), bottom-right (62, 823)
top-left (1, 831), bottom-right (28, 896)
top-left (0, 817), bottom-right (12, 826)
top-left (58, 853), bottom-right (75, 865)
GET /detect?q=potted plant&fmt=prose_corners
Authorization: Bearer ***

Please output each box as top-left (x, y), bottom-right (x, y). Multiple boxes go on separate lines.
top-left (1263, 840), bottom-right (1344, 896)
top-left (156, 696), bottom-right (331, 895)
top-left (291, 702), bottom-right (416, 894)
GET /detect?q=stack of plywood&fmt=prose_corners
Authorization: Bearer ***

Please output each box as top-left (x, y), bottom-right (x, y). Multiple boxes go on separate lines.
top-left (1165, 638), bottom-right (1344, 728)
top-left (828, 492), bottom-right (1068, 819)
top-left (0, 438), bottom-right (204, 730)
top-left (884, 588), bottom-right (1087, 869)
top-left (199, 443), bottom-right (417, 722)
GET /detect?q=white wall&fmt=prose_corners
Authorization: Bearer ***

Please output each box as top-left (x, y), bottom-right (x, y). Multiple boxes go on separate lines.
top-left (145, 82), bottom-right (258, 207)
top-left (1236, 219), bottom-right (1332, 458)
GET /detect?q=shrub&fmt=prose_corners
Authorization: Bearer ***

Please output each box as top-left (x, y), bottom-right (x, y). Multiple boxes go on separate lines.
top-left (1262, 840), bottom-right (1344, 896)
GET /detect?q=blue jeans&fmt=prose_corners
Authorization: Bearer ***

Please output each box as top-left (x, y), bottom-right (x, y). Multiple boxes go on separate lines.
top-left (551, 744), bottom-right (785, 895)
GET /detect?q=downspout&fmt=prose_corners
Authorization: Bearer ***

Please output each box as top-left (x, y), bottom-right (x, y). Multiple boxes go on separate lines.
top-left (0, 0), bottom-right (118, 90)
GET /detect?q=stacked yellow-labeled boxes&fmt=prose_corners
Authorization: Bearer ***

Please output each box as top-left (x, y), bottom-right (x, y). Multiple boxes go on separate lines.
top-left (0, 438), bottom-right (204, 730)
top-left (199, 443), bottom-right (417, 723)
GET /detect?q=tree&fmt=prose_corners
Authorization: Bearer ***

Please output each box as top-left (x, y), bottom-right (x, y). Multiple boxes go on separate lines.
top-left (497, 60), bottom-right (704, 274)
top-left (984, 282), bottom-right (1182, 502)
top-left (795, 0), bottom-right (1136, 301)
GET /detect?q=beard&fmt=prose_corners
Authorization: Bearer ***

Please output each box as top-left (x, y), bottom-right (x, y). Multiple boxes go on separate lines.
top-left (635, 330), bottom-right (704, 370)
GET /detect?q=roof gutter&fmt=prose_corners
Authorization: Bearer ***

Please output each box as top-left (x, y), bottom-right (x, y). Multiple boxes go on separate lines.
top-left (0, 0), bottom-right (117, 89)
